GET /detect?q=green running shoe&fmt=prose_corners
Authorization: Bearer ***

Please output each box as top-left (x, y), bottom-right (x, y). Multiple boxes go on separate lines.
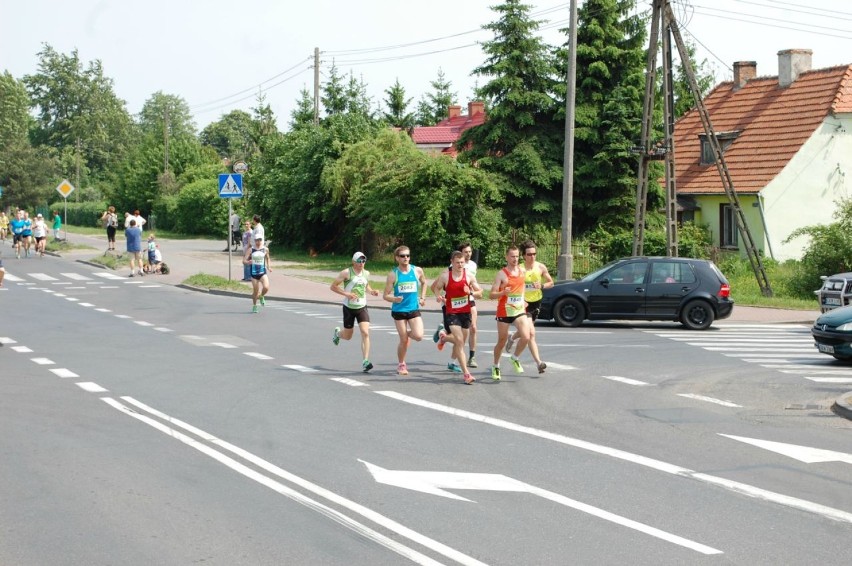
top-left (511, 357), bottom-right (524, 374)
top-left (491, 366), bottom-right (501, 381)
top-left (260, 295), bottom-right (266, 306)
top-left (252, 304), bottom-right (259, 313)
top-left (332, 327), bottom-right (341, 346)
top-left (432, 323), bottom-right (444, 343)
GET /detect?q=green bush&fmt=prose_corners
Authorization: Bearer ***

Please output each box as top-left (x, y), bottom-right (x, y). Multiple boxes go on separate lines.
top-left (586, 222), bottom-right (712, 263)
top-left (48, 201), bottom-right (108, 227)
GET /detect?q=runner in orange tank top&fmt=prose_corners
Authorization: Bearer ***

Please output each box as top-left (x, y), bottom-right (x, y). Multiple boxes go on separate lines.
top-left (488, 245), bottom-right (532, 380)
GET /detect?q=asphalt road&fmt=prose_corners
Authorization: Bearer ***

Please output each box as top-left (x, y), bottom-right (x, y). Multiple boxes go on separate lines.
top-left (2, 253), bottom-right (851, 565)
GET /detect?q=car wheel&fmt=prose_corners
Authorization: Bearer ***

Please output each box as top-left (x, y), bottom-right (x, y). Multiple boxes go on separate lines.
top-left (680, 299), bottom-right (715, 330)
top-left (553, 297), bottom-right (585, 327)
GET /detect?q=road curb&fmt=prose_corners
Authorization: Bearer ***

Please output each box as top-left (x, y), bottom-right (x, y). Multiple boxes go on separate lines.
top-left (830, 392), bottom-right (852, 421)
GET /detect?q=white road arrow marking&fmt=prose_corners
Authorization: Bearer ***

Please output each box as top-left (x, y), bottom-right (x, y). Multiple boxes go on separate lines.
top-left (361, 460), bottom-right (722, 555)
top-left (720, 434), bottom-right (852, 464)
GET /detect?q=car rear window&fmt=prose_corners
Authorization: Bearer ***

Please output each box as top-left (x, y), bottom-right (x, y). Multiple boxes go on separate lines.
top-left (707, 261), bottom-right (728, 284)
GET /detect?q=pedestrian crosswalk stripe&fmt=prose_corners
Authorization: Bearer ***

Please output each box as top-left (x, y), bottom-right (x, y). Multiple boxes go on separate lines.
top-left (29, 273), bottom-right (58, 281)
top-left (282, 364), bottom-right (319, 373)
top-left (60, 272), bottom-right (92, 280)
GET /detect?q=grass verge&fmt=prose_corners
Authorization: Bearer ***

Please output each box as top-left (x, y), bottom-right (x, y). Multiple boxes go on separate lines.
top-left (183, 274), bottom-right (251, 294)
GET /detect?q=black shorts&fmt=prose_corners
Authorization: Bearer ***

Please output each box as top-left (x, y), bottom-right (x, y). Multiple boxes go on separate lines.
top-left (526, 300), bottom-right (542, 322)
top-left (35, 236), bottom-right (45, 243)
top-left (496, 314), bottom-right (525, 324)
top-left (232, 230), bottom-right (242, 243)
top-left (106, 226), bottom-right (117, 241)
top-left (446, 312), bottom-right (472, 329)
top-left (251, 273), bottom-right (267, 281)
top-left (13, 234), bottom-right (23, 244)
top-left (343, 305), bottom-right (370, 328)
top-left (391, 310), bottom-right (421, 321)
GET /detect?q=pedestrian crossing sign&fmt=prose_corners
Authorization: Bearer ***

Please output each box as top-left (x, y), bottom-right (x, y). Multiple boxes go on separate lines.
top-left (218, 174), bottom-right (243, 198)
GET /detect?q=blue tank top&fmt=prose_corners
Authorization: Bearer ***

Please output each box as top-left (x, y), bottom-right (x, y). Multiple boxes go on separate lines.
top-left (391, 266), bottom-right (420, 312)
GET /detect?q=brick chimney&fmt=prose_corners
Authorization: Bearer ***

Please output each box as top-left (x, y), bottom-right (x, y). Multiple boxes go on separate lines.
top-left (778, 49), bottom-right (812, 88)
top-left (447, 105), bottom-right (462, 119)
top-left (468, 100), bottom-right (485, 117)
top-left (733, 61), bottom-right (756, 90)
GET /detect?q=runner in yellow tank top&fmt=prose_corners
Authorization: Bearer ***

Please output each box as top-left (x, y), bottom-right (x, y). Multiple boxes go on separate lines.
top-left (488, 245), bottom-right (532, 380)
top-left (506, 240), bottom-right (554, 374)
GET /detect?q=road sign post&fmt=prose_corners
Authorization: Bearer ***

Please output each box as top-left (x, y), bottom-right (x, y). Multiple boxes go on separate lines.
top-left (55, 179), bottom-right (75, 241)
top-left (218, 174), bottom-right (243, 281)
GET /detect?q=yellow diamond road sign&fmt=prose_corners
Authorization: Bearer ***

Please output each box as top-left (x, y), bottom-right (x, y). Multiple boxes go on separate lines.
top-left (56, 179), bottom-right (75, 198)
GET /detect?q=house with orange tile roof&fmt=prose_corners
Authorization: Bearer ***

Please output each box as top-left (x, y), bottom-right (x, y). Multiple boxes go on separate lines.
top-left (674, 49), bottom-right (852, 260)
top-left (410, 101), bottom-right (486, 155)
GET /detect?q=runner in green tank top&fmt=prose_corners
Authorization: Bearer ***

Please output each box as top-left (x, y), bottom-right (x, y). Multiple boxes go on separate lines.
top-left (330, 251), bottom-right (380, 372)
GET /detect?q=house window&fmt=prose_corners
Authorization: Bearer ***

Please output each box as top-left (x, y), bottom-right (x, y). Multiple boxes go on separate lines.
top-left (699, 131), bottom-right (740, 165)
top-left (720, 204), bottom-right (738, 248)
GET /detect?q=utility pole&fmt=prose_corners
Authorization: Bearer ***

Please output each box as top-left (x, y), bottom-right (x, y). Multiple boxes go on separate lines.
top-left (633, 0), bottom-right (772, 295)
top-left (163, 107), bottom-right (170, 174)
top-left (557, 0), bottom-right (578, 281)
top-left (75, 137), bottom-right (81, 203)
top-left (313, 47), bottom-right (320, 125)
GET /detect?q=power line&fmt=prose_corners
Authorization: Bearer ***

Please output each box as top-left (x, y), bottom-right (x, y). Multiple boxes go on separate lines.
top-left (190, 57), bottom-right (313, 111)
top-left (690, 4), bottom-right (852, 39)
top-left (192, 65), bottom-right (313, 116)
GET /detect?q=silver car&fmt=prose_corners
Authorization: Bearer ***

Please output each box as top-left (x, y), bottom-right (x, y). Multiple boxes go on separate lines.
top-left (815, 272), bottom-right (852, 313)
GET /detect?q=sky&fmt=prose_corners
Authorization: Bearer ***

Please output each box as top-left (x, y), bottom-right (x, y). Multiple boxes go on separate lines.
top-left (1, 0), bottom-right (850, 133)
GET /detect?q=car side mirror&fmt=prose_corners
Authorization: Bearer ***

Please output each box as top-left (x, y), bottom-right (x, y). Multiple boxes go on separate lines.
top-left (599, 278), bottom-right (609, 288)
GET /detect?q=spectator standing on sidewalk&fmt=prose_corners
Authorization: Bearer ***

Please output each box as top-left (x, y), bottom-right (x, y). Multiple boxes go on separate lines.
top-left (383, 245), bottom-right (427, 376)
top-left (226, 210), bottom-right (240, 252)
top-left (101, 206), bottom-right (118, 250)
top-left (330, 251), bottom-right (380, 373)
top-left (52, 210), bottom-right (62, 241)
top-left (126, 219), bottom-right (143, 277)
top-left (251, 215), bottom-right (265, 243)
top-left (244, 235), bottom-right (270, 313)
top-left (240, 221), bottom-right (252, 281)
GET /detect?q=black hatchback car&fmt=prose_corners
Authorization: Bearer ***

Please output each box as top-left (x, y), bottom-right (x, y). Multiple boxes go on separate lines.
top-left (539, 257), bottom-right (734, 330)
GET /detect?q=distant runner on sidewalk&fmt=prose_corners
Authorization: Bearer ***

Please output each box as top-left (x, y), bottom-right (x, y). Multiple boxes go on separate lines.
top-left (330, 251), bottom-right (380, 373)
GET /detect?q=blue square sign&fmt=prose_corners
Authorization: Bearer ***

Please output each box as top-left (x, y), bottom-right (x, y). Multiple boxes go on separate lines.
top-left (218, 174), bottom-right (243, 198)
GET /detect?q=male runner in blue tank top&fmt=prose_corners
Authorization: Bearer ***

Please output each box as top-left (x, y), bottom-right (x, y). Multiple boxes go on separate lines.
top-left (383, 245), bottom-right (427, 376)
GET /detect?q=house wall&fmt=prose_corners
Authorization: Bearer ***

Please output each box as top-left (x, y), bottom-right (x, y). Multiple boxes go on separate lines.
top-left (693, 194), bottom-right (763, 256)
top-left (762, 114), bottom-right (852, 260)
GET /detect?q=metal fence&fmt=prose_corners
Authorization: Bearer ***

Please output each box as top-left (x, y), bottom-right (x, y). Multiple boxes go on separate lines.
top-left (495, 231), bottom-right (605, 279)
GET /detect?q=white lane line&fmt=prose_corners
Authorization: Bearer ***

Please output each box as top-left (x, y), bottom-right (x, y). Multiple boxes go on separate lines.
top-left (331, 377), bottom-right (370, 387)
top-left (683, 339), bottom-right (811, 344)
top-left (54, 293), bottom-right (66, 297)
top-left (282, 364), bottom-right (319, 373)
top-left (30, 357), bottom-right (55, 365)
top-left (211, 342), bottom-right (238, 349)
top-left (0, 337), bottom-right (17, 344)
top-left (65, 297), bottom-right (79, 302)
top-left (115, 314), bottom-right (132, 319)
top-left (154, 327), bottom-right (173, 332)
top-left (699, 347), bottom-right (816, 352)
top-left (11, 346), bottom-right (34, 353)
top-left (781, 368), bottom-right (852, 375)
top-left (139, 285), bottom-right (162, 288)
top-left (76, 382), bottom-right (108, 393)
top-left (51, 281), bottom-right (72, 285)
top-left (546, 362), bottom-right (578, 370)
top-left (602, 375), bottom-right (653, 386)
top-left (78, 302), bottom-right (95, 307)
top-left (101, 286), bottom-right (119, 289)
top-left (725, 353), bottom-right (824, 358)
top-left (677, 394), bottom-right (742, 408)
top-left (377, 391), bottom-right (852, 526)
top-left (60, 272), bottom-right (92, 280)
top-left (95, 308), bottom-right (112, 313)
top-left (92, 272), bottom-right (125, 280)
top-left (29, 273), bottom-right (58, 281)
top-left (41, 289), bottom-right (55, 293)
top-left (244, 352), bottom-right (273, 360)
top-left (108, 397), bottom-right (476, 566)
top-left (50, 368), bottom-right (79, 378)
top-left (804, 377), bottom-right (852, 383)
top-left (760, 364), bottom-right (852, 371)
top-left (2, 273), bottom-right (23, 281)
top-left (67, 286), bottom-right (86, 290)
top-left (133, 321), bottom-right (154, 327)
